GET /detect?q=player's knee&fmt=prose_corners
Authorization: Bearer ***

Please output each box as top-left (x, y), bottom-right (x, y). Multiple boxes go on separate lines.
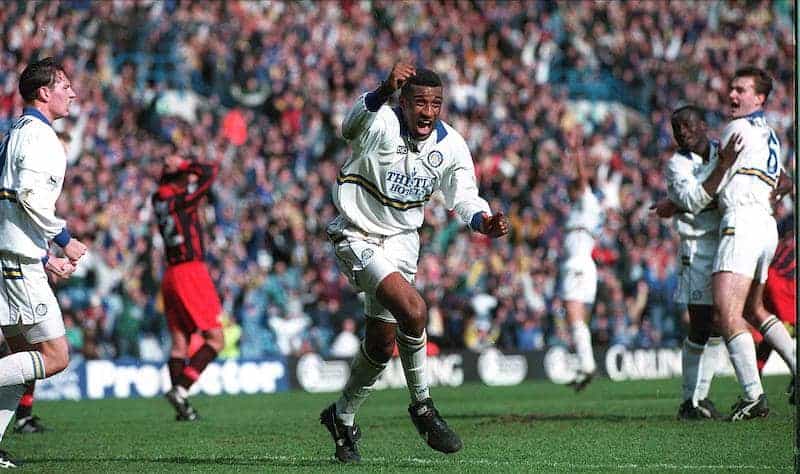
top-left (364, 336), bottom-right (395, 363)
top-left (43, 350), bottom-right (69, 377)
top-left (710, 306), bottom-right (726, 327)
top-left (744, 303), bottom-right (769, 326)
top-left (205, 329), bottom-right (225, 352)
top-left (687, 326), bottom-right (710, 345)
top-left (400, 296), bottom-right (427, 337)
top-left (170, 333), bottom-right (189, 355)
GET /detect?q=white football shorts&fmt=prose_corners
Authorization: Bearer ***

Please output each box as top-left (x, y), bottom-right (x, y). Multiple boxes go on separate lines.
top-left (675, 236), bottom-right (718, 306)
top-left (327, 215), bottom-right (419, 323)
top-left (0, 252), bottom-right (65, 344)
top-left (713, 208), bottom-right (777, 283)
top-left (558, 257), bottom-right (597, 304)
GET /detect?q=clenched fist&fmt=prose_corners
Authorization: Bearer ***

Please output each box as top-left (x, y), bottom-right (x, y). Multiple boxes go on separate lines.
top-left (479, 212), bottom-right (510, 238)
top-left (45, 256), bottom-right (76, 284)
top-left (63, 238), bottom-right (87, 263)
top-left (382, 63), bottom-right (417, 94)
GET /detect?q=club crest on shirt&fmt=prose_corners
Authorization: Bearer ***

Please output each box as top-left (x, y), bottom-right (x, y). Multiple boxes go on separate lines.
top-left (427, 150), bottom-right (443, 168)
top-left (361, 248), bottom-right (374, 264)
top-left (48, 175), bottom-right (58, 189)
top-left (397, 145), bottom-right (408, 155)
top-left (35, 304), bottom-right (47, 316)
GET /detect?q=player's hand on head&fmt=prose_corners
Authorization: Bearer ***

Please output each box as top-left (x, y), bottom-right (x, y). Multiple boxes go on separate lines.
top-left (63, 238), bottom-right (87, 263)
top-left (481, 212), bottom-right (509, 238)
top-left (718, 132), bottom-right (742, 168)
top-left (386, 63), bottom-right (416, 93)
top-left (165, 154), bottom-right (185, 174)
top-left (650, 199), bottom-right (678, 219)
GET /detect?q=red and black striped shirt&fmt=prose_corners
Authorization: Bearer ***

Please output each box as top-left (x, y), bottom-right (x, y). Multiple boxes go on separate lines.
top-left (770, 233), bottom-right (795, 279)
top-left (152, 161), bottom-right (218, 266)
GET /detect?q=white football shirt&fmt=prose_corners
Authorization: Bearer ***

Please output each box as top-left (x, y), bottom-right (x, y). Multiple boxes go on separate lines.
top-left (333, 93), bottom-right (490, 236)
top-left (717, 110), bottom-right (780, 213)
top-left (665, 141), bottom-right (721, 239)
top-left (0, 108), bottom-right (68, 260)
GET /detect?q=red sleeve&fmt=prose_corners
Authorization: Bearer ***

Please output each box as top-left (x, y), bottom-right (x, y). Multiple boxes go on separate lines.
top-left (183, 161), bottom-right (219, 206)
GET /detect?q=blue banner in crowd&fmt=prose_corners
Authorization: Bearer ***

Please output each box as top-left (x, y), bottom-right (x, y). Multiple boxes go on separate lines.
top-left (32, 343), bottom-right (792, 400)
top-left (36, 357), bottom-right (289, 401)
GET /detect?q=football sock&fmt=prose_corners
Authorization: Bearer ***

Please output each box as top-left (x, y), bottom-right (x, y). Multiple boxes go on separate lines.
top-left (0, 351), bottom-right (45, 386)
top-left (696, 337), bottom-right (722, 401)
top-left (571, 320), bottom-right (596, 374)
top-left (396, 328), bottom-right (430, 403)
top-left (177, 344), bottom-right (217, 390)
top-left (726, 332), bottom-right (764, 400)
top-left (14, 383), bottom-right (34, 419)
top-left (681, 338), bottom-right (704, 404)
top-left (336, 342), bottom-right (387, 426)
top-left (167, 357), bottom-right (185, 386)
top-left (760, 315), bottom-right (796, 373)
top-left (0, 384), bottom-right (26, 443)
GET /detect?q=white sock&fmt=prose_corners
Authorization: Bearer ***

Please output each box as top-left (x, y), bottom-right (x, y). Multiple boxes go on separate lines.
top-left (726, 332), bottom-right (764, 400)
top-left (0, 384), bottom-right (26, 443)
top-left (681, 338), bottom-right (704, 404)
top-left (571, 320), bottom-right (596, 374)
top-left (0, 351), bottom-right (45, 387)
top-left (396, 328), bottom-right (430, 403)
top-left (335, 343), bottom-right (387, 426)
top-left (174, 385), bottom-right (188, 399)
top-left (696, 337), bottom-right (722, 401)
top-left (760, 316), bottom-right (797, 373)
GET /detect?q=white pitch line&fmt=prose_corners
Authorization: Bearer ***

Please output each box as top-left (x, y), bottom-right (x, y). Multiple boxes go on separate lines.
top-left (234, 455), bottom-right (786, 471)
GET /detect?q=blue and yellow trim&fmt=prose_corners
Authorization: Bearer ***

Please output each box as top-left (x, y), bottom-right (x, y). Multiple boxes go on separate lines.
top-left (28, 351), bottom-right (45, 379)
top-left (0, 188), bottom-right (18, 203)
top-left (721, 227), bottom-right (735, 236)
top-left (736, 168), bottom-right (777, 188)
top-left (2, 266), bottom-right (22, 280)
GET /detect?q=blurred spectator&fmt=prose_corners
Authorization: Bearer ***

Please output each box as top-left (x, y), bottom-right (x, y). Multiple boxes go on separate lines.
top-left (329, 318), bottom-right (360, 359)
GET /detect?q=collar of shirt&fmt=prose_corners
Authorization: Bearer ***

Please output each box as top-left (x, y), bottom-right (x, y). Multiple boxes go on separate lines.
top-left (22, 106), bottom-right (52, 128)
top-left (737, 109), bottom-right (764, 120)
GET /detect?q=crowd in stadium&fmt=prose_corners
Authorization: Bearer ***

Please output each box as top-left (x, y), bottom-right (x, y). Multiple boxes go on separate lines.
top-left (0, 0), bottom-right (794, 362)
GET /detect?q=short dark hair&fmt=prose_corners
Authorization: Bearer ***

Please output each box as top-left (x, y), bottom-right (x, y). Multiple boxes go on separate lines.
top-left (19, 57), bottom-right (64, 102)
top-left (732, 66), bottom-right (773, 101)
top-left (401, 68), bottom-right (442, 96)
top-left (671, 105), bottom-right (706, 127)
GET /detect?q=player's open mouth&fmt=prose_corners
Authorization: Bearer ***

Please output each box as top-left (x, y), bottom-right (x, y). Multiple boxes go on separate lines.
top-left (417, 119), bottom-right (433, 135)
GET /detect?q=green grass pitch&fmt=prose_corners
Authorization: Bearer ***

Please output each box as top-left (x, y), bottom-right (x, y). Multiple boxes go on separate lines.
top-left (4, 375), bottom-right (793, 472)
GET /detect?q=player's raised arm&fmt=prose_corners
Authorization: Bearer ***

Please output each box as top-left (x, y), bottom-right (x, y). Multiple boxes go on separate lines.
top-left (566, 126), bottom-right (588, 192)
top-left (341, 63), bottom-right (415, 141)
top-left (182, 160), bottom-right (219, 205)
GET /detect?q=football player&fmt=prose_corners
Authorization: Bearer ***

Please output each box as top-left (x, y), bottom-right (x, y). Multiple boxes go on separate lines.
top-left (0, 57), bottom-right (87, 467)
top-left (319, 63), bottom-right (508, 463)
top-left (712, 67), bottom-right (795, 420)
top-left (652, 105), bottom-right (738, 419)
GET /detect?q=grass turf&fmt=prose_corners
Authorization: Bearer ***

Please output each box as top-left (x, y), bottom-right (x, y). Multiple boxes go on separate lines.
top-left (3, 375), bottom-right (793, 472)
